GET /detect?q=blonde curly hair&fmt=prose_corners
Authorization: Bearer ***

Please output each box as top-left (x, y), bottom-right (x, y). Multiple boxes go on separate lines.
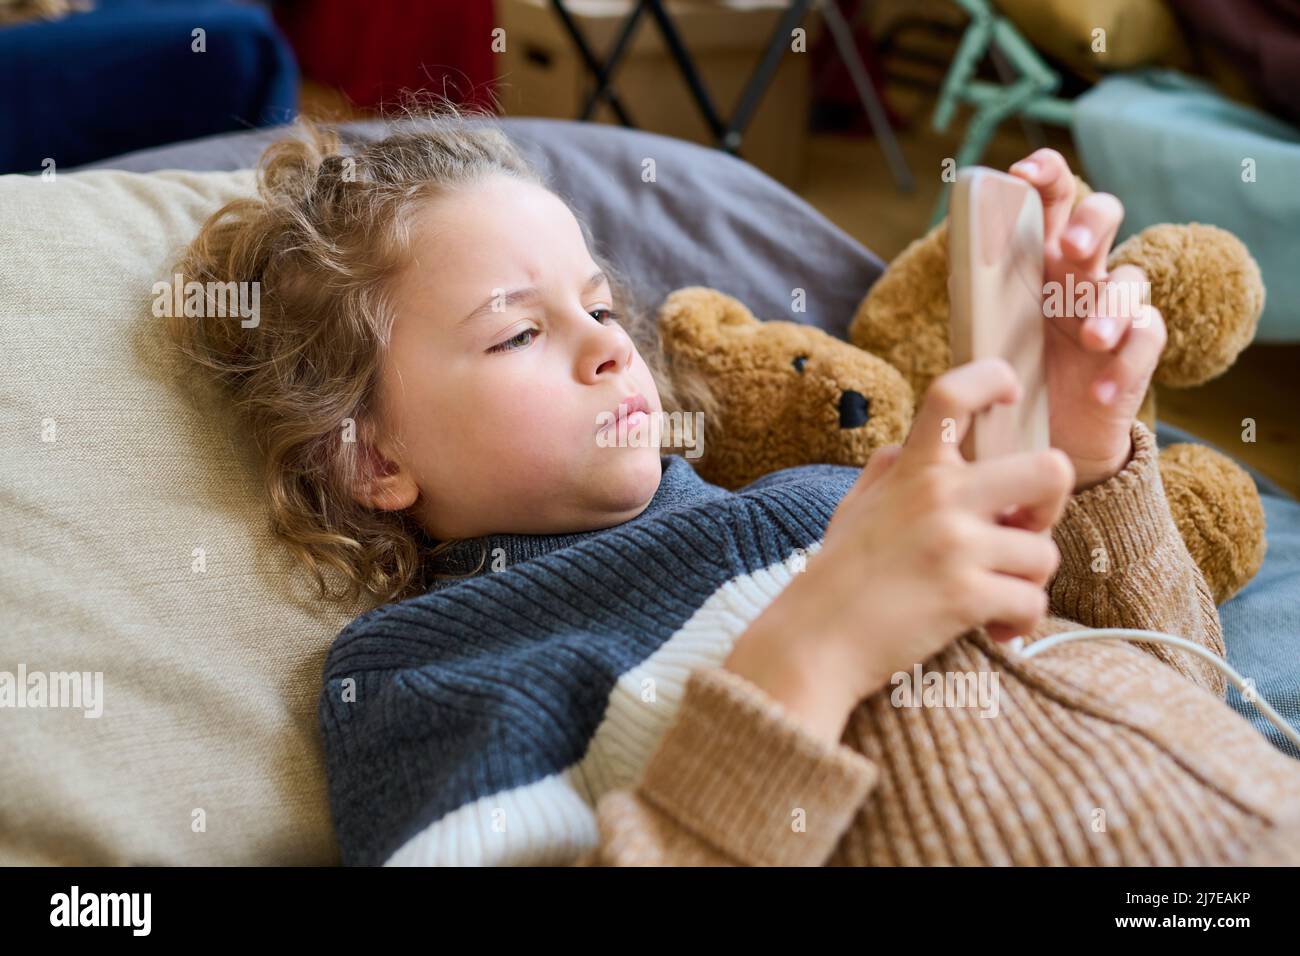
top-left (167, 103), bottom-right (719, 607)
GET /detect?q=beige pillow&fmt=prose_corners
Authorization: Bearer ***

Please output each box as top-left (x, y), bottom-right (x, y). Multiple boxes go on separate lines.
top-left (0, 169), bottom-right (369, 865)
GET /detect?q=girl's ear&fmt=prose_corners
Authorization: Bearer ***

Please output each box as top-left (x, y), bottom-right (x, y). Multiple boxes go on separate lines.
top-left (350, 425), bottom-right (419, 512)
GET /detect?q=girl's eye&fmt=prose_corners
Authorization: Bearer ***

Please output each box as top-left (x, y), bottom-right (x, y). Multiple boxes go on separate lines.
top-left (487, 328), bottom-right (538, 353)
top-left (486, 310), bottom-right (619, 354)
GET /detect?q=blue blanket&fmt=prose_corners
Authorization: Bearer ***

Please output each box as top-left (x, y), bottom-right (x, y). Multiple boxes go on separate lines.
top-left (0, 0), bottom-right (298, 174)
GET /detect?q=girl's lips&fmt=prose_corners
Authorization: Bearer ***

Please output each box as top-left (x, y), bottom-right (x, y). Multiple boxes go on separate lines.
top-left (598, 411), bottom-right (649, 434)
top-left (597, 392), bottom-right (651, 433)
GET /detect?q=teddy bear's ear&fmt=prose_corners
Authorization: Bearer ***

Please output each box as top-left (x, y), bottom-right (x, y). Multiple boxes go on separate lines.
top-left (657, 286), bottom-right (762, 357)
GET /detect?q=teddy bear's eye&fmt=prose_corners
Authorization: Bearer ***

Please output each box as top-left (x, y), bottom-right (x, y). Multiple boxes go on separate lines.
top-left (792, 354), bottom-right (808, 374)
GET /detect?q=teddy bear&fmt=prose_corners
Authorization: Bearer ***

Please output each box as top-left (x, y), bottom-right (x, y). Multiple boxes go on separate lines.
top-left (658, 190), bottom-right (1267, 604)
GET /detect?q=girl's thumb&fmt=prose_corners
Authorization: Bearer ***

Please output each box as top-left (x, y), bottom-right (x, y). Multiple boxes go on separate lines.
top-left (862, 444), bottom-right (902, 485)
top-left (842, 444), bottom-right (902, 510)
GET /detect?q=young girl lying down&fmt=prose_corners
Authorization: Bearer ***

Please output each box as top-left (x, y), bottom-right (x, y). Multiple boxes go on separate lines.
top-left (170, 106), bottom-right (1300, 867)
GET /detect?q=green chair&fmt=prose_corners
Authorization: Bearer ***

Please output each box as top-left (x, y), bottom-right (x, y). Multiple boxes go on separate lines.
top-left (929, 0), bottom-right (1074, 225)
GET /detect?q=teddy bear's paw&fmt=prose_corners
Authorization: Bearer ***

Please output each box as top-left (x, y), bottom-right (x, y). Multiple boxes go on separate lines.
top-left (1158, 442), bottom-right (1267, 604)
top-left (1109, 223), bottom-right (1264, 389)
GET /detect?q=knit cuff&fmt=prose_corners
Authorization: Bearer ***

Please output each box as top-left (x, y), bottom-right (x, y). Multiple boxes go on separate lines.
top-left (1052, 420), bottom-right (1175, 576)
top-left (635, 665), bottom-right (879, 867)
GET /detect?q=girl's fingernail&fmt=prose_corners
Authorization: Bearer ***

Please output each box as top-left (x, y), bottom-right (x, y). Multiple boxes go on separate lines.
top-left (1095, 380), bottom-right (1118, 404)
top-left (1092, 315), bottom-right (1116, 344)
top-left (1065, 225), bottom-right (1092, 251)
top-left (1012, 160), bottom-right (1038, 178)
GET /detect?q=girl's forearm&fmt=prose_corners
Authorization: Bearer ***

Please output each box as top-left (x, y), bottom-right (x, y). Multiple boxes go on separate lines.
top-left (723, 597), bottom-right (860, 746)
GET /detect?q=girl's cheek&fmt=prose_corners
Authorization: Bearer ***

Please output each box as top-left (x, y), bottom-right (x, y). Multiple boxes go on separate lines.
top-left (640, 369), bottom-right (664, 413)
top-left (494, 383), bottom-right (569, 440)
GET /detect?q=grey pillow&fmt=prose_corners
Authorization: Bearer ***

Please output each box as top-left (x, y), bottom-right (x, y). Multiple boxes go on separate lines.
top-left (79, 117), bottom-right (884, 340)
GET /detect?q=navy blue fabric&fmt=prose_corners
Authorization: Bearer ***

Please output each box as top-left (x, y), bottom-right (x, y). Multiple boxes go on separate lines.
top-left (0, 0), bottom-right (298, 174)
top-left (319, 455), bottom-right (859, 866)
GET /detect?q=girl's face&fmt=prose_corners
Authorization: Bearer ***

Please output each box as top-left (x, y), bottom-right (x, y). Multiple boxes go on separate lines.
top-left (359, 173), bottom-right (665, 540)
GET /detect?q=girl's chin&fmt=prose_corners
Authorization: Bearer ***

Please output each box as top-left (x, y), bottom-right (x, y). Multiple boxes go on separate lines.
top-left (594, 446), bottom-right (663, 508)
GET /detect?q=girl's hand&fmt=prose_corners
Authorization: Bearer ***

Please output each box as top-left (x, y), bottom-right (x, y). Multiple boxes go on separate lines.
top-left (1007, 148), bottom-right (1167, 491)
top-left (724, 359), bottom-right (1075, 740)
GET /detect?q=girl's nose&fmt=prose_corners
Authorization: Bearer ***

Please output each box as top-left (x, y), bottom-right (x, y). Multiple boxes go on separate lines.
top-left (579, 314), bottom-right (631, 382)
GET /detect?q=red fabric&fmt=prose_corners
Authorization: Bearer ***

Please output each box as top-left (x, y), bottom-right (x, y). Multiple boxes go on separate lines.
top-left (275, 0), bottom-right (499, 112)
top-left (1168, 0), bottom-right (1300, 126)
top-left (810, 0), bottom-right (903, 136)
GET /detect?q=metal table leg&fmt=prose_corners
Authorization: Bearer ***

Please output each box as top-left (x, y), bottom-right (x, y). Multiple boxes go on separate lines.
top-left (552, 0), bottom-right (914, 192)
top-left (550, 0), bottom-right (637, 126)
top-left (817, 0), bottom-right (914, 191)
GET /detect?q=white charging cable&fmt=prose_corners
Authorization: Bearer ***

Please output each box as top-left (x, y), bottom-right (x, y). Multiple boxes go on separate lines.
top-left (1007, 627), bottom-right (1300, 751)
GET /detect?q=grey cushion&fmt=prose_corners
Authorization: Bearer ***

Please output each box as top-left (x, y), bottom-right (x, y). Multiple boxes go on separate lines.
top-left (79, 118), bottom-right (884, 341)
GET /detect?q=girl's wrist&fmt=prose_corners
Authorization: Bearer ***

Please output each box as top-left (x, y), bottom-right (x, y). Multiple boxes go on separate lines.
top-left (724, 602), bottom-right (857, 745)
top-left (1070, 433), bottom-right (1135, 493)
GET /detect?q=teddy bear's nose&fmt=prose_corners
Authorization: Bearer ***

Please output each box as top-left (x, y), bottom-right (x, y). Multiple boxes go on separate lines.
top-left (839, 389), bottom-right (870, 429)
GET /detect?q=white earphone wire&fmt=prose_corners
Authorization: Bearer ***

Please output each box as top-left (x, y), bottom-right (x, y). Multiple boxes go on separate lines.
top-left (1011, 627), bottom-right (1300, 751)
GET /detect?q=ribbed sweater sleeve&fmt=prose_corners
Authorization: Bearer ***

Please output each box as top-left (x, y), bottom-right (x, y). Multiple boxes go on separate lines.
top-left (572, 665), bottom-right (879, 867)
top-left (1047, 419), bottom-right (1227, 698)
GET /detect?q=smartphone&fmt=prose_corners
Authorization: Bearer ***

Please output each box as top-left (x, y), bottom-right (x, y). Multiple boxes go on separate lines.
top-left (947, 166), bottom-right (1050, 462)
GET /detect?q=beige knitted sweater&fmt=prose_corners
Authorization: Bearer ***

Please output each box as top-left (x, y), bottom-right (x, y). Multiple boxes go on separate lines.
top-left (572, 421), bottom-right (1300, 866)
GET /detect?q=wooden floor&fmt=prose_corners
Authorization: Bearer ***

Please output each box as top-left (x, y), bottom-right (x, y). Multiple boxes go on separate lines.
top-left (299, 80), bottom-right (1298, 497)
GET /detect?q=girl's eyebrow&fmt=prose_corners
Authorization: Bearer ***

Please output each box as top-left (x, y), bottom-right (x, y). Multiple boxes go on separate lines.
top-left (458, 270), bottom-right (608, 328)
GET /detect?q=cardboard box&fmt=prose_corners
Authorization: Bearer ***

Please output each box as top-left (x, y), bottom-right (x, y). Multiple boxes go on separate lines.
top-left (496, 0), bottom-right (810, 189)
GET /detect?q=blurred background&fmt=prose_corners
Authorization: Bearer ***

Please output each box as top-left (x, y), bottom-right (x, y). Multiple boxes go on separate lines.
top-left (2, 0), bottom-right (1296, 493)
